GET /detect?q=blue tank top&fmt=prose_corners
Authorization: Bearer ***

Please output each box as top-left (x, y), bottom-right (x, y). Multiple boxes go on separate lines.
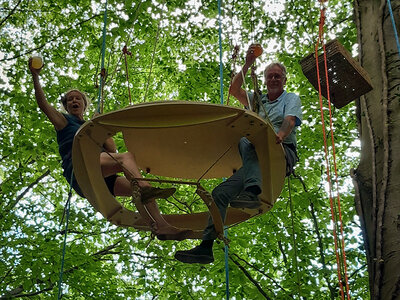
top-left (56, 114), bottom-right (85, 170)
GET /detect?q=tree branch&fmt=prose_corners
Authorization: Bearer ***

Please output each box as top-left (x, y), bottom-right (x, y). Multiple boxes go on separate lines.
top-left (229, 254), bottom-right (272, 299)
top-left (349, 263), bottom-right (367, 279)
top-left (0, 0), bottom-right (23, 29)
top-left (0, 14), bottom-right (101, 62)
top-left (1, 240), bottom-right (124, 298)
top-left (231, 252), bottom-right (294, 299)
top-left (1, 169), bottom-right (50, 218)
top-left (309, 200), bottom-right (336, 299)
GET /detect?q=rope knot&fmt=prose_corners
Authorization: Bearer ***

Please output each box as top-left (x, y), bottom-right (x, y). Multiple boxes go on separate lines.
top-left (122, 45), bottom-right (132, 56)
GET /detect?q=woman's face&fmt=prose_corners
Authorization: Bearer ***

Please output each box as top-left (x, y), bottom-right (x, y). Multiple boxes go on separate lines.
top-left (65, 91), bottom-right (86, 116)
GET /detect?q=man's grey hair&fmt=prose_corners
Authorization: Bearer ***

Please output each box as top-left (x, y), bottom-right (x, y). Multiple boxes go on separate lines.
top-left (264, 62), bottom-right (287, 78)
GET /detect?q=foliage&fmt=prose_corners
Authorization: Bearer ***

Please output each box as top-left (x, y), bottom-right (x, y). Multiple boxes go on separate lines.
top-left (0, 0), bottom-right (369, 299)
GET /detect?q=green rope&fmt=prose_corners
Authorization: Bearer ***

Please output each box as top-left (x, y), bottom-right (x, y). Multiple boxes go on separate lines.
top-left (96, 0), bottom-right (108, 113)
top-left (58, 3), bottom-right (108, 297)
top-left (143, 0), bottom-right (165, 103)
top-left (217, 0), bottom-right (229, 298)
top-left (57, 172), bottom-right (74, 299)
top-left (224, 227), bottom-right (230, 300)
top-left (288, 176), bottom-right (301, 298)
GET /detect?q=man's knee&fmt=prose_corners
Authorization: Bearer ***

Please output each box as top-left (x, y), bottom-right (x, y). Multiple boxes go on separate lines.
top-left (239, 137), bottom-right (254, 152)
top-left (119, 152), bottom-right (135, 163)
top-left (212, 185), bottom-right (230, 208)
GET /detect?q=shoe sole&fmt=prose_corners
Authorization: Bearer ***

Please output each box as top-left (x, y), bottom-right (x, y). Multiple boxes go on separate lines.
top-left (174, 252), bottom-right (214, 264)
top-left (230, 201), bottom-right (262, 209)
top-left (157, 229), bottom-right (193, 241)
top-left (141, 187), bottom-right (176, 203)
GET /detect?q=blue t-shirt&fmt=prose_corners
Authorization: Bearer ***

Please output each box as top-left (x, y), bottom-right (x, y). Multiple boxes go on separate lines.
top-left (249, 90), bottom-right (302, 146)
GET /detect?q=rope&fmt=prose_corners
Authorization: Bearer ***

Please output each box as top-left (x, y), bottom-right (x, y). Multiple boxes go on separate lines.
top-left (58, 3), bottom-right (109, 297)
top-left (143, 0), bottom-right (165, 103)
top-left (288, 176), bottom-right (301, 298)
top-left (96, 0), bottom-right (108, 114)
top-left (57, 172), bottom-right (74, 300)
top-left (122, 45), bottom-right (133, 105)
top-left (387, 0), bottom-right (400, 58)
top-left (224, 228), bottom-right (230, 300)
top-left (226, 46), bottom-right (240, 106)
top-left (217, 1), bottom-right (229, 298)
top-left (241, 69), bottom-right (252, 110)
top-left (315, 4), bottom-right (350, 299)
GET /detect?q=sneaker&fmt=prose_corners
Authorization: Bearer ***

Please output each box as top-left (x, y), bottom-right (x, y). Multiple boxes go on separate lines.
top-left (141, 186), bottom-right (176, 203)
top-left (230, 191), bottom-right (261, 209)
top-left (174, 245), bottom-right (214, 264)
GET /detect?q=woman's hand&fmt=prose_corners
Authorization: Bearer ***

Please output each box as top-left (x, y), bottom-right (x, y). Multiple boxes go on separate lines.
top-left (28, 57), bottom-right (42, 76)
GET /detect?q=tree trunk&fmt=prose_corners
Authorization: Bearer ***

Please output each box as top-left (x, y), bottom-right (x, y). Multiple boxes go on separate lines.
top-left (353, 0), bottom-right (400, 299)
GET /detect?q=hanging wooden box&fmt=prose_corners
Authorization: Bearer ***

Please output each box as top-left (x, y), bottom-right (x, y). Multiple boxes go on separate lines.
top-left (300, 39), bottom-right (373, 108)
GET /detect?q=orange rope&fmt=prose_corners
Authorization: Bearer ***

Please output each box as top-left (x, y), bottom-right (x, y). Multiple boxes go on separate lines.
top-left (315, 5), bottom-right (350, 300)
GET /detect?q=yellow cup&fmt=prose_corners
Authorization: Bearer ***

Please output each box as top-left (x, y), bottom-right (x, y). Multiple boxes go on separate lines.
top-left (31, 55), bottom-right (43, 69)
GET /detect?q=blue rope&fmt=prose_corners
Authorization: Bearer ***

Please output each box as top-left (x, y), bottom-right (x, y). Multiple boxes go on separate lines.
top-left (224, 227), bottom-right (230, 300)
top-left (97, 0), bottom-right (108, 113)
top-left (218, 0), bottom-right (229, 298)
top-left (57, 172), bottom-right (74, 300)
top-left (387, 0), bottom-right (400, 58)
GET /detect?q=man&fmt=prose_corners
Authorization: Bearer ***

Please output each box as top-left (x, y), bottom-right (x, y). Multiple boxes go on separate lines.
top-left (174, 44), bottom-right (302, 264)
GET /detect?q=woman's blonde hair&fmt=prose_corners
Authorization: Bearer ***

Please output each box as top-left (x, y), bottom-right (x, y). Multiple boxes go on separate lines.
top-left (60, 89), bottom-right (90, 112)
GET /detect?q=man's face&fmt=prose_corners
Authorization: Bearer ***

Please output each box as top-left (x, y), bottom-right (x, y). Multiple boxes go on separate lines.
top-left (264, 65), bottom-right (286, 95)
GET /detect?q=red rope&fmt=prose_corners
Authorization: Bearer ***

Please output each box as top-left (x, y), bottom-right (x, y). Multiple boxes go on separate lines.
top-left (315, 6), bottom-right (350, 300)
top-left (122, 45), bottom-right (132, 106)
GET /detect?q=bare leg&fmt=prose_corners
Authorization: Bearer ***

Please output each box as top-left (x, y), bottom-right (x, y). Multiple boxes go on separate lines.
top-left (100, 152), bottom-right (150, 188)
top-left (112, 169), bottom-right (191, 238)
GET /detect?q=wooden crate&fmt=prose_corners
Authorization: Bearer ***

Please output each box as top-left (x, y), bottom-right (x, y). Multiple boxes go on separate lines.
top-left (300, 40), bottom-right (373, 108)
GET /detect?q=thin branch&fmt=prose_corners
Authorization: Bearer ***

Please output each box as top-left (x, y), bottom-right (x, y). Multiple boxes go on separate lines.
top-left (349, 263), bottom-right (367, 279)
top-left (309, 200), bottom-right (336, 299)
top-left (1, 240), bottom-right (124, 298)
top-left (2, 169), bottom-right (50, 218)
top-left (0, 0), bottom-right (23, 29)
top-left (229, 254), bottom-right (272, 299)
top-left (0, 266), bottom-right (13, 286)
top-left (231, 252), bottom-right (294, 299)
top-left (13, 286), bottom-right (54, 298)
top-left (292, 172), bottom-right (309, 193)
top-left (0, 14), bottom-right (101, 62)
top-left (278, 240), bottom-right (289, 269)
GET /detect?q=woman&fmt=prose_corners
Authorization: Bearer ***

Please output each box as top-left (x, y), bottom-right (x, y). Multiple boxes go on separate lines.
top-left (29, 58), bottom-right (190, 240)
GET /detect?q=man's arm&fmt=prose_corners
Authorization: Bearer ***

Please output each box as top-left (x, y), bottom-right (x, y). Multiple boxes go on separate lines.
top-left (229, 45), bottom-right (259, 107)
top-left (276, 115), bottom-right (296, 144)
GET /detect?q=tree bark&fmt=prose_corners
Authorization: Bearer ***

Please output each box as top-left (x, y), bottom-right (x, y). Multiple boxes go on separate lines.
top-left (353, 0), bottom-right (400, 299)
